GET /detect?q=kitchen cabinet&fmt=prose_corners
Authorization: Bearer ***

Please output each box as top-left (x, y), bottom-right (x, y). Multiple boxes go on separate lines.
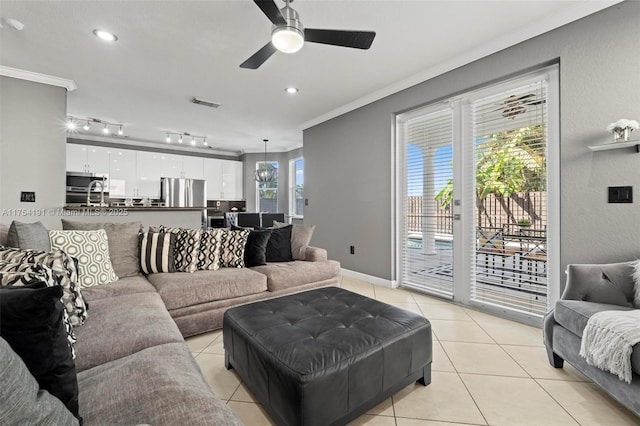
top-left (222, 160), bottom-right (243, 200)
top-left (108, 149), bottom-right (137, 197)
top-left (204, 158), bottom-right (243, 200)
top-left (66, 144), bottom-right (110, 176)
top-left (67, 143), bottom-right (241, 200)
top-left (182, 156), bottom-right (204, 179)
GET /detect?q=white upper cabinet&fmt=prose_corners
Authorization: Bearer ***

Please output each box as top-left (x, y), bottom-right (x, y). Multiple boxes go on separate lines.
top-left (204, 158), bottom-right (223, 200)
top-left (136, 151), bottom-right (167, 198)
top-left (222, 160), bottom-right (243, 200)
top-left (66, 144), bottom-right (110, 175)
top-left (108, 149), bottom-right (137, 197)
top-left (182, 156), bottom-right (204, 179)
top-left (204, 158), bottom-right (243, 200)
top-left (67, 144), bottom-right (88, 173)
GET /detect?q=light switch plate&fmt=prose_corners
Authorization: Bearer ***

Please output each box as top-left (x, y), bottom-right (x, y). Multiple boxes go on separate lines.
top-left (608, 186), bottom-right (632, 203)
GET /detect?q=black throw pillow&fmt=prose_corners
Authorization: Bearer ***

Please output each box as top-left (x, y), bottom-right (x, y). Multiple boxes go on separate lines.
top-left (0, 283), bottom-right (80, 420)
top-left (265, 225), bottom-right (293, 262)
top-left (231, 225), bottom-right (271, 267)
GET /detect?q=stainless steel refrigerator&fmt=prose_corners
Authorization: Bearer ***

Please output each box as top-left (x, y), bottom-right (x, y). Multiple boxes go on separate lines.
top-left (161, 178), bottom-right (206, 207)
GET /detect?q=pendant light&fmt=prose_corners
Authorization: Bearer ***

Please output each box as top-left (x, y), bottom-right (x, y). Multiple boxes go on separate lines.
top-left (254, 139), bottom-right (277, 184)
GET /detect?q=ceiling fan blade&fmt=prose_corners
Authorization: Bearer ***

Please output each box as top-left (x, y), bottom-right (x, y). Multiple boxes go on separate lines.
top-left (254, 0), bottom-right (286, 26)
top-left (304, 29), bottom-right (376, 49)
top-left (240, 42), bottom-right (278, 69)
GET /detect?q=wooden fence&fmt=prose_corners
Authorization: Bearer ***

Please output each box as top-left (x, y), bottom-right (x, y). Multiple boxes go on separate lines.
top-left (407, 192), bottom-right (547, 234)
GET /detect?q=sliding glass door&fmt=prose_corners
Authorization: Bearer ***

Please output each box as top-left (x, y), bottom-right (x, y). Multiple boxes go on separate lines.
top-left (396, 66), bottom-right (559, 324)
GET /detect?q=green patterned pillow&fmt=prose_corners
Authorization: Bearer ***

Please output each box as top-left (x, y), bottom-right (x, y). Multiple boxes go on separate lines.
top-left (49, 230), bottom-right (118, 288)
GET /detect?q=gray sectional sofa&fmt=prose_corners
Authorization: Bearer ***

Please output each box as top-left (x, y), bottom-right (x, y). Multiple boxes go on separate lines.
top-left (544, 261), bottom-right (640, 417)
top-left (1, 221), bottom-right (341, 424)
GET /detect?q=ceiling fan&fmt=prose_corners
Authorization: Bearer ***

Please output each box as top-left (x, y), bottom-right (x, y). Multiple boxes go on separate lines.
top-left (495, 94), bottom-right (546, 119)
top-left (240, 0), bottom-right (376, 69)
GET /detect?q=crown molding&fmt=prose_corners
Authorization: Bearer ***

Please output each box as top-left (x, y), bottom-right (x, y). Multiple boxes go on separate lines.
top-left (0, 66), bottom-right (76, 91)
top-left (300, 0), bottom-right (622, 130)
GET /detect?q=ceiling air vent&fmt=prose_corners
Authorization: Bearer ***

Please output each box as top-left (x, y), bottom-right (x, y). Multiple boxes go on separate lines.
top-left (191, 97), bottom-right (221, 109)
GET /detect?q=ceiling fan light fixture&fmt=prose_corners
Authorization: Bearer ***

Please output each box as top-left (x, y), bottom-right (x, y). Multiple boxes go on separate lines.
top-left (271, 27), bottom-right (304, 53)
top-left (93, 29), bottom-right (118, 42)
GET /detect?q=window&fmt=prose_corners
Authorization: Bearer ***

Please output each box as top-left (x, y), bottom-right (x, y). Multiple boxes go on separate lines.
top-left (256, 161), bottom-right (278, 213)
top-left (289, 157), bottom-right (304, 216)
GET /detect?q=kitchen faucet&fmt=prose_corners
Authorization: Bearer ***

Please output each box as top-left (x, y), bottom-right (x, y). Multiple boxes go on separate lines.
top-left (87, 178), bottom-right (107, 207)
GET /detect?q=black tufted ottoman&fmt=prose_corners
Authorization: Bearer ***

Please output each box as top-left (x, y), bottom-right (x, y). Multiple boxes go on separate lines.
top-left (223, 287), bottom-right (432, 426)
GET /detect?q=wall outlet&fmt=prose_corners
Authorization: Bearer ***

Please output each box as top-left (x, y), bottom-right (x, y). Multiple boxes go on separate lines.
top-left (350, 245), bottom-right (355, 255)
top-left (305, 198), bottom-right (309, 206)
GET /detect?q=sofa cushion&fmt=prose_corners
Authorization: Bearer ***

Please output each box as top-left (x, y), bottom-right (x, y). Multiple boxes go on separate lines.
top-left (147, 269), bottom-right (268, 311)
top-left (73, 292), bottom-right (184, 372)
top-left (79, 275), bottom-right (157, 303)
top-left (0, 283), bottom-right (80, 419)
top-left (77, 342), bottom-right (242, 426)
top-left (49, 229), bottom-right (119, 288)
top-left (62, 220), bottom-right (142, 278)
top-left (554, 300), bottom-right (640, 376)
top-left (554, 300), bottom-right (634, 338)
top-left (0, 337), bottom-right (79, 426)
top-left (7, 220), bottom-right (51, 251)
top-left (250, 260), bottom-right (341, 292)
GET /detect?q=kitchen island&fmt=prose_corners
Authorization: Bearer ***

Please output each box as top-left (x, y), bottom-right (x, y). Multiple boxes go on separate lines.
top-left (63, 205), bottom-right (206, 229)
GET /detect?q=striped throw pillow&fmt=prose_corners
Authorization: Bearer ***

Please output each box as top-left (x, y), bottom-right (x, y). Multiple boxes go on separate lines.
top-left (139, 232), bottom-right (176, 274)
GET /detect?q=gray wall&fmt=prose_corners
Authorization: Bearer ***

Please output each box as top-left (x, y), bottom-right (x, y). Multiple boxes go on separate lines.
top-left (242, 147), bottom-right (303, 214)
top-left (304, 2), bottom-right (640, 286)
top-left (0, 76), bottom-right (67, 242)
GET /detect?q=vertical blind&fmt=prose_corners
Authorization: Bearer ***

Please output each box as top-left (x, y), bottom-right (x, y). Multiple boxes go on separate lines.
top-left (400, 107), bottom-right (455, 298)
top-left (468, 77), bottom-right (549, 317)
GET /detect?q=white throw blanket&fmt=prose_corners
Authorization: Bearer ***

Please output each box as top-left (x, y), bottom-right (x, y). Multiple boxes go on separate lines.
top-left (580, 309), bottom-right (640, 384)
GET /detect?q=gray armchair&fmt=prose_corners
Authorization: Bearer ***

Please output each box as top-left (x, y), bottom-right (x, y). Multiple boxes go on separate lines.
top-left (544, 261), bottom-right (640, 416)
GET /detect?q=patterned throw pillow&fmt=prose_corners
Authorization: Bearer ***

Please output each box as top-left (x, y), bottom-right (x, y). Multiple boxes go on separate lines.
top-left (198, 229), bottom-right (223, 271)
top-left (159, 226), bottom-right (202, 273)
top-left (219, 229), bottom-right (250, 268)
top-left (139, 232), bottom-right (176, 274)
top-left (0, 246), bottom-right (87, 327)
top-left (49, 230), bottom-right (119, 289)
top-left (0, 261), bottom-right (77, 359)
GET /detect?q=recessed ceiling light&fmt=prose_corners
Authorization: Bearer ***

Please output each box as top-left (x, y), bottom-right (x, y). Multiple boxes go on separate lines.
top-left (93, 29), bottom-right (118, 42)
top-left (285, 87), bottom-right (299, 94)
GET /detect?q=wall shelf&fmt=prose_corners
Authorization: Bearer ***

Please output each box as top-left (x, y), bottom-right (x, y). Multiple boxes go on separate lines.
top-left (588, 139), bottom-right (640, 152)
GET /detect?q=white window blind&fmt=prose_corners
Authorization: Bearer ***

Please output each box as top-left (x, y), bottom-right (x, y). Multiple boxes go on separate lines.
top-left (468, 77), bottom-right (549, 317)
top-left (400, 107), bottom-right (455, 298)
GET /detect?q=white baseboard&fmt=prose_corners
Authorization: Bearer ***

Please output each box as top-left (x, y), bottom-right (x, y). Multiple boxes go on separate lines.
top-left (340, 268), bottom-right (398, 289)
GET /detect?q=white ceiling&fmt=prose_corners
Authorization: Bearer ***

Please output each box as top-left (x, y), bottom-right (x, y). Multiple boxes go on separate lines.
top-left (0, 0), bottom-right (619, 155)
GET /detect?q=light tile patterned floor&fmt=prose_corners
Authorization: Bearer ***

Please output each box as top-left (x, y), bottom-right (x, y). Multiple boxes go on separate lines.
top-left (187, 277), bottom-right (640, 425)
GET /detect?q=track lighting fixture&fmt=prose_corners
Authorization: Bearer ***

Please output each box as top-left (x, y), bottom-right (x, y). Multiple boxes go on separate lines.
top-left (164, 132), bottom-right (209, 147)
top-left (67, 116), bottom-right (124, 137)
